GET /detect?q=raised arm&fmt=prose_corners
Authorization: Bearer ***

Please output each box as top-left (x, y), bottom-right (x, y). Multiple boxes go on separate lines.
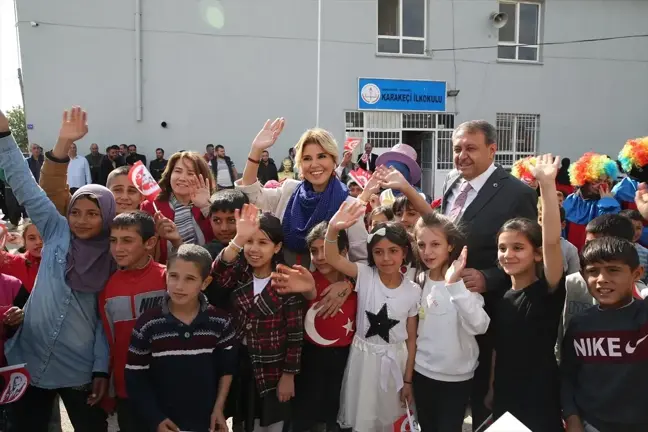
top-left (241, 118), bottom-right (285, 186)
top-left (0, 111), bottom-right (66, 242)
top-left (40, 107), bottom-right (90, 216)
top-left (325, 202), bottom-right (365, 279)
top-left (533, 154), bottom-right (564, 290)
top-left (375, 166), bottom-right (432, 216)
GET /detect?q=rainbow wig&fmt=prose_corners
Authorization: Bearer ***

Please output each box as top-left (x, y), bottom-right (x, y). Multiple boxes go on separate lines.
top-left (618, 136), bottom-right (648, 181)
top-left (568, 152), bottom-right (619, 187)
top-left (511, 156), bottom-right (537, 184)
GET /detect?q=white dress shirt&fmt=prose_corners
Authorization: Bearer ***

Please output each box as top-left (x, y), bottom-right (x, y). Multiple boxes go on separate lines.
top-left (444, 163), bottom-right (497, 218)
top-left (67, 155), bottom-right (92, 189)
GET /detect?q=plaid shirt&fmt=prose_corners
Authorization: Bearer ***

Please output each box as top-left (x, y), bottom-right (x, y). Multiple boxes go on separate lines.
top-left (212, 252), bottom-right (304, 395)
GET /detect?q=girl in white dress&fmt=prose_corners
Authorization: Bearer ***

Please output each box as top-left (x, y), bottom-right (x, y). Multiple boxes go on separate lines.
top-left (325, 202), bottom-right (421, 431)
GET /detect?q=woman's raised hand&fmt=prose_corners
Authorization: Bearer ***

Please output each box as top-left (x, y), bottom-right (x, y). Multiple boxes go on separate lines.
top-left (189, 174), bottom-right (212, 210)
top-left (251, 118), bottom-right (285, 151)
top-left (445, 246), bottom-right (468, 285)
top-left (233, 204), bottom-right (260, 242)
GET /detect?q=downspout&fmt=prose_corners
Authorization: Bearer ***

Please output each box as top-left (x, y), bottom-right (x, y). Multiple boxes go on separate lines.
top-left (135, 0), bottom-right (142, 121)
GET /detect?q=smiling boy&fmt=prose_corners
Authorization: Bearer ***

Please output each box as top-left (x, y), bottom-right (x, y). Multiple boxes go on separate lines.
top-left (562, 237), bottom-right (648, 432)
top-left (98, 211), bottom-right (166, 432)
top-left (106, 166), bottom-right (144, 214)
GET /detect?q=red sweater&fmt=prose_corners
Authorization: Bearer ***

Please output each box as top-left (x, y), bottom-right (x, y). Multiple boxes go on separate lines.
top-left (98, 259), bottom-right (167, 398)
top-left (0, 252), bottom-right (40, 292)
top-left (141, 199), bottom-right (214, 263)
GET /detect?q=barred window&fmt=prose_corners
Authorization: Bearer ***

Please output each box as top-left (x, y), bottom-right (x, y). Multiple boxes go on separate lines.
top-left (495, 113), bottom-right (540, 168)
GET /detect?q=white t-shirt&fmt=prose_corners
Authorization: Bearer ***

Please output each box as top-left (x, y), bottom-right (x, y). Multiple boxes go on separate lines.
top-left (253, 275), bottom-right (271, 296)
top-left (216, 158), bottom-right (233, 186)
top-left (355, 262), bottom-right (421, 345)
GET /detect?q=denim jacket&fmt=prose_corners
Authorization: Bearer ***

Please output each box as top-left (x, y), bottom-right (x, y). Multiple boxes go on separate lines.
top-left (0, 134), bottom-right (109, 389)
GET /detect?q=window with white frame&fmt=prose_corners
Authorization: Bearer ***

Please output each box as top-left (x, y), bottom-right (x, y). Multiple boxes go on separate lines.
top-left (497, 1), bottom-right (541, 62)
top-left (495, 113), bottom-right (539, 168)
top-left (377, 0), bottom-right (426, 55)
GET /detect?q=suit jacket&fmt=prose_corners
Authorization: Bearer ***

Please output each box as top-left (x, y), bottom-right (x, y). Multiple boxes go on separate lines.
top-left (357, 153), bottom-right (378, 172)
top-left (441, 166), bottom-right (538, 298)
top-left (98, 155), bottom-right (126, 186)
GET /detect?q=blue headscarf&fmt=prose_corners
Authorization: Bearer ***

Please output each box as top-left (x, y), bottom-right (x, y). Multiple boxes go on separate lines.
top-left (282, 178), bottom-right (349, 253)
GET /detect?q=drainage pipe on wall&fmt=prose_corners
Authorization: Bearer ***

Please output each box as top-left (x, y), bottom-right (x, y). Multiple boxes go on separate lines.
top-left (135, 0), bottom-right (143, 121)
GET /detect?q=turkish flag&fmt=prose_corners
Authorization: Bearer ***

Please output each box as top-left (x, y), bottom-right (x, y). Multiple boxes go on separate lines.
top-left (344, 138), bottom-right (361, 153)
top-left (348, 167), bottom-right (371, 189)
top-left (0, 363), bottom-right (30, 404)
top-left (393, 407), bottom-right (419, 432)
top-left (128, 161), bottom-right (161, 202)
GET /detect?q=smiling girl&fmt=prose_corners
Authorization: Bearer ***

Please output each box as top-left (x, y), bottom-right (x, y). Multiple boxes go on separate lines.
top-left (413, 213), bottom-right (489, 432)
top-left (325, 202), bottom-right (420, 431)
top-left (0, 107), bottom-right (115, 431)
top-left (0, 221), bottom-right (43, 293)
top-left (212, 204), bottom-right (305, 432)
top-left (141, 151), bottom-right (216, 263)
top-left (485, 154), bottom-right (566, 431)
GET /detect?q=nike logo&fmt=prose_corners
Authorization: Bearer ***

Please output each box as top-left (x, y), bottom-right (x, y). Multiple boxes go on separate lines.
top-left (625, 334), bottom-right (648, 354)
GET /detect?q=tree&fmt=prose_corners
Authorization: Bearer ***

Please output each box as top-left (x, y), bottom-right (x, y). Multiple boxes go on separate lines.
top-left (6, 106), bottom-right (28, 152)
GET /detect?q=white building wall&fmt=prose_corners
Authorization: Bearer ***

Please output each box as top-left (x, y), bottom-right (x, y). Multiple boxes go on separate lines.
top-left (13, 0), bottom-right (648, 195)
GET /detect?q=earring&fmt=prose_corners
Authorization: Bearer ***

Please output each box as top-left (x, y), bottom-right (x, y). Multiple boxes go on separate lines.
top-left (400, 265), bottom-right (408, 275)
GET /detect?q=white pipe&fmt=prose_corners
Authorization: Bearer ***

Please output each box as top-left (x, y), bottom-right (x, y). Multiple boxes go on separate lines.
top-left (315, 0), bottom-right (321, 127)
top-left (135, 0), bottom-right (142, 121)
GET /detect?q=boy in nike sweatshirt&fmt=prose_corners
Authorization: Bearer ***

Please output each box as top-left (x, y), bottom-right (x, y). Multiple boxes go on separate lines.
top-left (98, 211), bottom-right (167, 432)
top-left (561, 237), bottom-right (648, 432)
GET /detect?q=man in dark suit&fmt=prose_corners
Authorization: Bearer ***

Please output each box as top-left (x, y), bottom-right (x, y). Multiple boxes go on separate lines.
top-left (441, 120), bottom-right (537, 430)
top-left (99, 145), bottom-right (127, 185)
top-left (357, 142), bottom-right (378, 172)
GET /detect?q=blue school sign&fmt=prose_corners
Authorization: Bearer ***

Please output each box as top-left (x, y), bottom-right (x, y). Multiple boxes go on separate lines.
top-left (358, 78), bottom-right (446, 112)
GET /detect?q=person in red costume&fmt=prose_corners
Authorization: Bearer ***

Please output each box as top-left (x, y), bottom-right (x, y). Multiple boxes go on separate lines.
top-left (562, 153), bottom-right (620, 251)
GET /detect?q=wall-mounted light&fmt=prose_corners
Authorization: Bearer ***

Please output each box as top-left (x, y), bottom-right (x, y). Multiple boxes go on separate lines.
top-left (447, 90), bottom-right (460, 97)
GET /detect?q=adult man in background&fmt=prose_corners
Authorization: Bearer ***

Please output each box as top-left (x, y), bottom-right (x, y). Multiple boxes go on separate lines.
top-left (85, 143), bottom-right (103, 184)
top-left (257, 150), bottom-right (278, 185)
top-left (213, 144), bottom-right (237, 189)
top-left (149, 148), bottom-right (167, 182)
top-left (357, 142), bottom-right (378, 172)
top-left (204, 144), bottom-right (215, 166)
top-left (125, 144), bottom-right (146, 166)
top-left (99, 145), bottom-right (126, 185)
top-left (67, 143), bottom-right (92, 194)
top-left (27, 143), bottom-right (44, 183)
top-left (119, 144), bottom-right (128, 158)
top-left (441, 120), bottom-right (537, 429)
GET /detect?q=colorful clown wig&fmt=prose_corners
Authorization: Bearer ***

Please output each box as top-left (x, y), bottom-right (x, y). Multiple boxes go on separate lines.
top-left (511, 156), bottom-right (537, 184)
top-left (568, 152), bottom-right (619, 187)
top-left (618, 136), bottom-right (648, 179)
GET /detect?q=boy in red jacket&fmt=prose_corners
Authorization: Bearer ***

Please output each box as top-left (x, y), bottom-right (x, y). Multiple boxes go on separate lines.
top-left (99, 211), bottom-right (167, 432)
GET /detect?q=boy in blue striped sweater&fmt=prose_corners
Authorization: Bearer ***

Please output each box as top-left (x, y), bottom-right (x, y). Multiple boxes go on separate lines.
top-left (125, 244), bottom-right (239, 432)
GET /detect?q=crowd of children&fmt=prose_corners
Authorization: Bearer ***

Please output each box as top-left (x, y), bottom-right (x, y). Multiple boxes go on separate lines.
top-left (0, 106), bottom-right (647, 432)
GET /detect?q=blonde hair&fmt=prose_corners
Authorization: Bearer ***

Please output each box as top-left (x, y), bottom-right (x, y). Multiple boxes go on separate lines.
top-left (294, 128), bottom-right (339, 171)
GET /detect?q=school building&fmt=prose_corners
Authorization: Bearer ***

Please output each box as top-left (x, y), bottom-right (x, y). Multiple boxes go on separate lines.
top-left (13, 0), bottom-right (648, 197)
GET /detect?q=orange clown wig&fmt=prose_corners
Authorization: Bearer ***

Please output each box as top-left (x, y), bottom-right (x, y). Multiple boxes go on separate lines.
top-left (568, 152), bottom-right (619, 187)
top-left (511, 156), bottom-right (537, 184)
top-left (618, 136), bottom-right (648, 177)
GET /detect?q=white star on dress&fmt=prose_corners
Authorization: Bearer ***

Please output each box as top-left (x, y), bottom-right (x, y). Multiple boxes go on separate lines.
top-left (342, 318), bottom-right (354, 336)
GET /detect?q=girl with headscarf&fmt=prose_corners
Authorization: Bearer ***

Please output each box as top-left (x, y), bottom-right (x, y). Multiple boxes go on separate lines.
top-left (236, 119), bottom-right (368, 316)
top-left (0, 107), bottom-right (113, 431)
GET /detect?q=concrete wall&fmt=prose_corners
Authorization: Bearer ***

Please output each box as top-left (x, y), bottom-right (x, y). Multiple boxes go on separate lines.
top-left (15, 0), bottom-right (648, 176)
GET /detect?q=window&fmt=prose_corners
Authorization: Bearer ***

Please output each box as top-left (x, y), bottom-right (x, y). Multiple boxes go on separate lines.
top-left (378, 0), bottom-right (426, 55)
top-left (497, 1), bottom-right (541, 62)
top-left (495, 113), bottom-right (540, 168)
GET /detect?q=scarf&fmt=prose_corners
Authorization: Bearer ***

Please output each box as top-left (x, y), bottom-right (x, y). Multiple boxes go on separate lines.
top-left (170, 195), bottom-right (196, 244)
top-left (65, 185), bottom-right (116, 293)
top-left (282, 178), bottom-right (349, 253)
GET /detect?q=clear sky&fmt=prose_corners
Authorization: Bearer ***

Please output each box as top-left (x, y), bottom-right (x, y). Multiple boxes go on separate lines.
top-left (0, 0), bottom-right (22, 111)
